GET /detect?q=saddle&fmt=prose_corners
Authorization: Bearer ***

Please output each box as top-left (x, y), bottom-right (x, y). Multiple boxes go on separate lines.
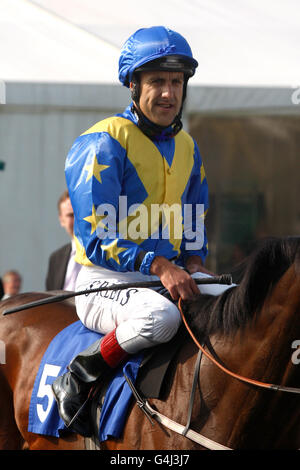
top-left (87, 326), bottom-right (188, 445)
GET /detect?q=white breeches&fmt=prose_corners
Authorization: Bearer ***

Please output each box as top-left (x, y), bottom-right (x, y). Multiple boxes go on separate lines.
top-left (75, 266), bottom-right (233, 354)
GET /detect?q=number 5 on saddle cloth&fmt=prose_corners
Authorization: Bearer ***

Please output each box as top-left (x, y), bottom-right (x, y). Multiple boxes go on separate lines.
top-left (28, 320), bottom-right (143, 441)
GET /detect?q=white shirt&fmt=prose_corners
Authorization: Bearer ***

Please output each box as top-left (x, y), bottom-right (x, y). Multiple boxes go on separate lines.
top-left (63, 240), bottom-right (81, 291)
top-left (1, 293), bottom-right (10, 300)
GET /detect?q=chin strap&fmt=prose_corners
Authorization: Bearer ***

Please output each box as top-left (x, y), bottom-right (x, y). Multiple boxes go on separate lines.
top-left (131, 104), bottom-right (182, 140)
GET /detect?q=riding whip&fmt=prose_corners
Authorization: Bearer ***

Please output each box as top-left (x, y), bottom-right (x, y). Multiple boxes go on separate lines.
top-left (2, 274), bottom-right (233, 315)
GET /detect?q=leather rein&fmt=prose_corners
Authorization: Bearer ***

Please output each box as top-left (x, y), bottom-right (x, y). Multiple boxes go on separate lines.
top-left (177, 298), bottom-right (300, 395)
top-left (126, 299), bottom-right (299, 451)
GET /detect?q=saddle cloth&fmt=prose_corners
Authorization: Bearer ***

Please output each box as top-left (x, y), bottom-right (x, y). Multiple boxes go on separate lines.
top-left (28, 321), bottom-right (143, 442)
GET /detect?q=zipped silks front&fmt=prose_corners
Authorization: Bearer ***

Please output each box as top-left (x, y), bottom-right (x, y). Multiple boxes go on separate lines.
top-left (65, 104), bottom-right (209, 275)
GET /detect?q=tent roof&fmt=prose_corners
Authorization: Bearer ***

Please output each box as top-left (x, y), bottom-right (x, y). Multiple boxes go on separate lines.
top-left (1, 0), bottom-right (300, 87)
top-left (0, 0), bottom-right (119, 84)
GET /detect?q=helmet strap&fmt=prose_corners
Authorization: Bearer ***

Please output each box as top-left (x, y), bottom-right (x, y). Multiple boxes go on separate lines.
top-left (131, 102), bottom-right (182, 140)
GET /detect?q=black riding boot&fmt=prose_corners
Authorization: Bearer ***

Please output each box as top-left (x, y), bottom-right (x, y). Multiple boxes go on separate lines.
top-left (51, 339), bottom-right (111, 437)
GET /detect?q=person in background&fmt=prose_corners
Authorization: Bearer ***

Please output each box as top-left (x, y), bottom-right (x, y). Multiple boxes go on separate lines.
top-left (0, 278), bottom-right (3, 299)
top-left (45, 190), bottom-right (81, 291)
top-left (1, 270), bottom-right (22, 299)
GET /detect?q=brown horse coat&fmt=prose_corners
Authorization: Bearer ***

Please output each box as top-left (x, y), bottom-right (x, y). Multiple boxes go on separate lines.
top-left (0, 237), bottom-right (299, 450)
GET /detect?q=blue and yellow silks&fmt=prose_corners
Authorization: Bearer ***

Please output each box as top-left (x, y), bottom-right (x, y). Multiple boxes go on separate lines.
top-left (65, 105), bottom-right (209, 275)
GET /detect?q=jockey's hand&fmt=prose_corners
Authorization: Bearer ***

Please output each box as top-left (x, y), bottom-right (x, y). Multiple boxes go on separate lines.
top-left (185, 255), bottom-right (215, 276)
top-left (150, 256), bottom-right (199, 301)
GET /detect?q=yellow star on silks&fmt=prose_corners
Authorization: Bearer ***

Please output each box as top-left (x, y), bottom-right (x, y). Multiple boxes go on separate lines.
top-left (84, 154), bottom-right (110, 183)
top-left (83, 204), bottom-right (107, 234)
top-left (200, 162), bottom-right (206, 183)
top-left (101, 239), bottom-right (127, 265)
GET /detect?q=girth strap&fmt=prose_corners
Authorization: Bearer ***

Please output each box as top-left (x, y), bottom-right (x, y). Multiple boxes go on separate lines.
top-left (124, 349), bottom-right (232, 450)
top-left (182, 349), bottom-right (202, 436)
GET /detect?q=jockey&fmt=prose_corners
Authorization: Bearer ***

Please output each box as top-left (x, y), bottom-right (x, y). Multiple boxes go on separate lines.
top-left (52, 26), bottom-right (213, 436)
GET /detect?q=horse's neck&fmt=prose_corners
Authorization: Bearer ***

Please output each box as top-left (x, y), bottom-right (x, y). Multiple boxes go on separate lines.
top-left (230, 263), bottom-right (300, 384)
top-left (254, 263), bottom-right (300, 342)
top-left (202, 263), bottom-right (300, 449)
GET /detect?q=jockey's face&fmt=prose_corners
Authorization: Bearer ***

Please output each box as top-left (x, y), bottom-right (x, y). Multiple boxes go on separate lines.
top-left (59, 198), bottom-right (74, 238)
top-left (133, 70), bottom-right (184, 127)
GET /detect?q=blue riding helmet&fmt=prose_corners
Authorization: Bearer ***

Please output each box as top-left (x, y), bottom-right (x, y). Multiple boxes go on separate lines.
top-left (119, 26), bottom-right (198, 87)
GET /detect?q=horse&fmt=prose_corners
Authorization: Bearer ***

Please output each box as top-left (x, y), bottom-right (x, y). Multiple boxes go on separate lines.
top-left (0, 236), bottom-right (299, 450)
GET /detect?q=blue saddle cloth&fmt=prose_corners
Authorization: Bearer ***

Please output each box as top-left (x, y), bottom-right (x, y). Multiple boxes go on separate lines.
top-left (28, 321), bottom-right (143, 442)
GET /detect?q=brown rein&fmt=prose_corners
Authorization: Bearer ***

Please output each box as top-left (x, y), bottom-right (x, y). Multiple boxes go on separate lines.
top-left (178, 298), bottom-right (300, 395)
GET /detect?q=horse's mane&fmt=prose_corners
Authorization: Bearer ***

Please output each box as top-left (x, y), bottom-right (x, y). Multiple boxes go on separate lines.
top-left (182, 237), bottom-right (300, 338)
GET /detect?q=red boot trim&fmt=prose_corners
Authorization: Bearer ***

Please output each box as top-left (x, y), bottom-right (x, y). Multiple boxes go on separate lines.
top-left (100, 329), bottom-right (128, 368)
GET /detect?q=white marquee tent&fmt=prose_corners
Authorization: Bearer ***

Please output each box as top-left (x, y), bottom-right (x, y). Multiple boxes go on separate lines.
top-left (0, 0), bottom-right (299, 291)
top-left (2, 0), bottom-right (300, 87)
top-left (2, 0), bottom-right (300, 112)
